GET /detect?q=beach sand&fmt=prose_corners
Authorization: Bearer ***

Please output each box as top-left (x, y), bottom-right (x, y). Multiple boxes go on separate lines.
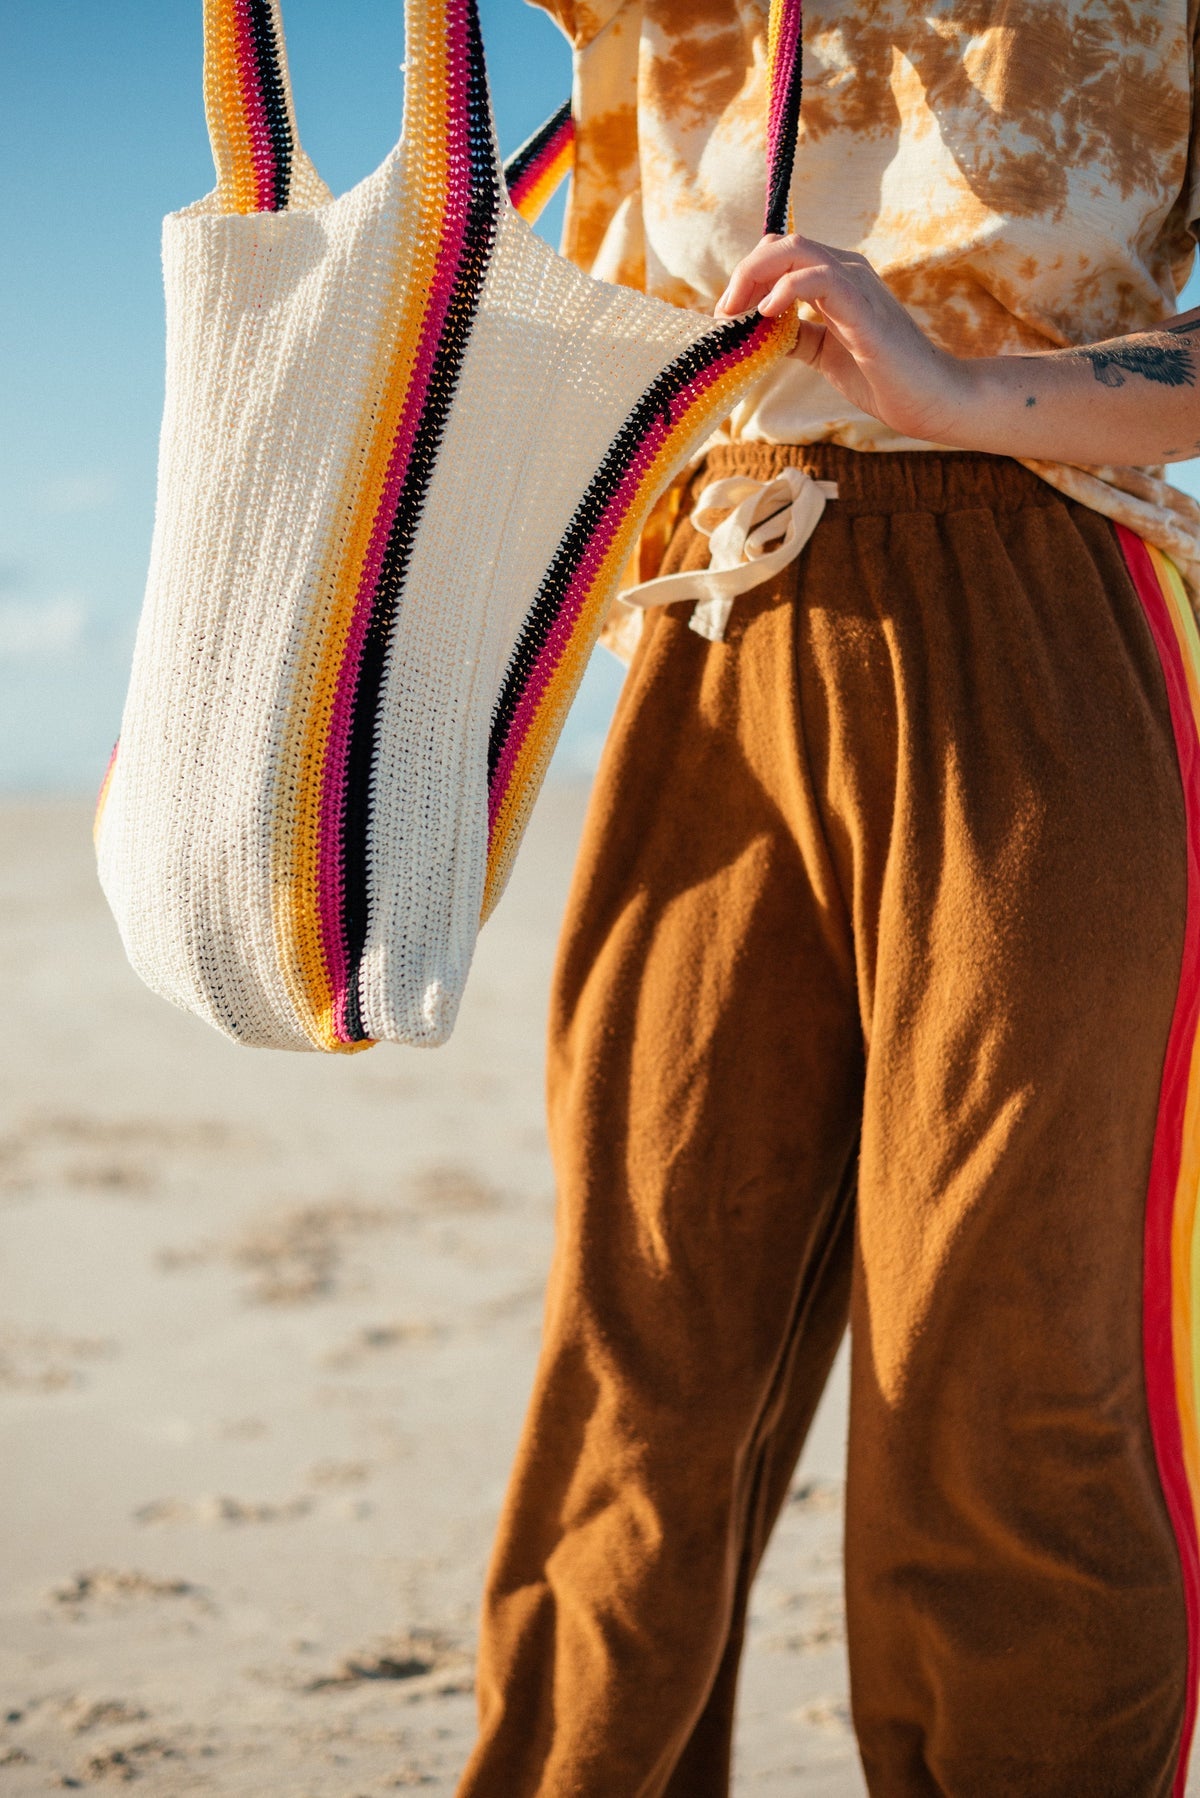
top-left (0, 785), bottom-right (1175, 1795)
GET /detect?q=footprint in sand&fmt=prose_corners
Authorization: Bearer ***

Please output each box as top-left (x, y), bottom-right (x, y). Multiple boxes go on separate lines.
top-left (409, 1164), bottom-right (500, 1213)
top-left (64, 1736), bottom-right (184, 1785)
top-left (770, 1612), bottom-right (846, 1653)
top-left (306, 1460), bottom-right (373, 1490)
top-left (158, 1197), bottom-right (401, 1305)
top-left (300, 1632), bottom-right (473, 1698)
top-left (48, 1569), bottom-right (214, 1618)
top-left (0, 1111), bottom-right (257, 1199)
top-left (59, 1698), bottom-right (149, 1736)
top-left (320, 1320), bottom-right (443, 1370)
top-left (794, 1697), bottom-right (854, 1736)
top-left (787, 1478), bottom-right (844, 1513)
top-left (133, 1494), bottom-right (313, 1527)
top-left (0, 1699), bottom-right (198, 1788)
top-left (0, 1325), bottom-right (116, 1393)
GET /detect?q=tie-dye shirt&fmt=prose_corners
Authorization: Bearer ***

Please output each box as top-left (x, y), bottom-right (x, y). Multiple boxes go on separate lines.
top-left (534, 0), bottom-right (1200, 590)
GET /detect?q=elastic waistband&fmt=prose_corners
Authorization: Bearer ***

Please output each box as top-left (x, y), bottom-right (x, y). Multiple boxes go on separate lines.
top-left (698, 443), bottom-right (1057, 516)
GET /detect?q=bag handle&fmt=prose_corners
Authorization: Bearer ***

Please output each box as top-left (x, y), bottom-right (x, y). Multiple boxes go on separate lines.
top-left (202, 0), bottom-right (506, 215)
top-left (502, 2), bottom-right (802, 235)
top-left (764, 0), bottom-right (802, 236)
top-left (203, 0), bottom-right (328, 212)
top-left (202, 0), bottom-right (802, 227)
top-left (504, 99), bottom-right (574, 225)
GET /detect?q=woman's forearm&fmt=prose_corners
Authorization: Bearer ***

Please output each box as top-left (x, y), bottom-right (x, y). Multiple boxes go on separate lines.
top-left (718, 234), bottom-right (1200, 469)
top-left (939, 310), bottom-right (1200, 466)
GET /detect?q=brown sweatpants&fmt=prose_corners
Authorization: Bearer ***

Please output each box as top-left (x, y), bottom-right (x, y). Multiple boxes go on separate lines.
top-left (458, 446), bottom-right (1192, 1797)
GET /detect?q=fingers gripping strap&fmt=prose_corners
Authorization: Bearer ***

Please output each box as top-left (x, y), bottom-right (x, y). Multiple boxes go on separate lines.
top-left (203, 0), bottom-right (328, 212)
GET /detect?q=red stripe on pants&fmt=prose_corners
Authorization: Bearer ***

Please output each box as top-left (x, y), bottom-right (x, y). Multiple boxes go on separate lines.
top-left (1116, 522), bottom-right (1200, 1796)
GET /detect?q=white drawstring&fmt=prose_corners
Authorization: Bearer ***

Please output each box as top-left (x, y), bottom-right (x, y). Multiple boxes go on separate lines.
top-left (620, 467), bottom-right (838, 642)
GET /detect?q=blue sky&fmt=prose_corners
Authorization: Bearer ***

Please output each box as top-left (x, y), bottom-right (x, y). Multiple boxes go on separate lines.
top-left (3, 2), bottom-right (1200, 790)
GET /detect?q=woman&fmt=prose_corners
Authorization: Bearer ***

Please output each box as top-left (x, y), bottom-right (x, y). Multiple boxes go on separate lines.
top-left (460, 4), bottom-right (1200, 1792)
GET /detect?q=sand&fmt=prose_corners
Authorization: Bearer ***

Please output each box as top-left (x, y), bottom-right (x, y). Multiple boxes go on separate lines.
top-left (0, 786), bottom-right (862, 1796)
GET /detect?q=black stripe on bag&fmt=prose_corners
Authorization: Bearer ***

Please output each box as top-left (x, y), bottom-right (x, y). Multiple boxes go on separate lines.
top-left (246, 0), bottom-right (294, 210)
top-left (338, 0), bottom-right (502, 1042)
top-left (764, 40), bottom-right (802, 238)
top-left (502, 98), bottom-right (572, 192)
top-left (486, 310), bottom-right (764, 781)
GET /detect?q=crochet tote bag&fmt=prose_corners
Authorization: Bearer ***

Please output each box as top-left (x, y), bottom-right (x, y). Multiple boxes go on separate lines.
top-left (95, 0), bottom-right (802, 1052)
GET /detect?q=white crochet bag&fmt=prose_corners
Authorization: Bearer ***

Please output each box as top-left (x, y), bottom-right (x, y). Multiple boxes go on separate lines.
top-left (95, 0), bottom-right (801, 1051)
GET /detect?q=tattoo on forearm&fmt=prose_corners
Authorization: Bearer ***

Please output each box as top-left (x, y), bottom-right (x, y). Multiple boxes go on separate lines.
top-left (1072, 336), bottom-right (1196, 389)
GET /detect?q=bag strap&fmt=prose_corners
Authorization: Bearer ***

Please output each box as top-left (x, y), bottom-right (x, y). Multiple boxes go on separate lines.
top-left (764, 0), bottom-right (803, 236)
top-left (203, 0), bottom-right (329, 212)
top-left (202, 0), bottom-right (505, 215)
top-left (202, 0), bottom-right (800, 226)
top-left (504, 100), bottom-right (574, 225)
top-left (503, 2), bottom-right (801, 235)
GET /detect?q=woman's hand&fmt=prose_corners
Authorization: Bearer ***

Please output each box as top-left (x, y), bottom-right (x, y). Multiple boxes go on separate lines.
top-left (715, 233), bottom-right (968, 444)
top-left (716, 231), bottom-right (1200, 468)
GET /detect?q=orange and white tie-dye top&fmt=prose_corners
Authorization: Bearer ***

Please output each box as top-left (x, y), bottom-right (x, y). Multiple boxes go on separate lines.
top-left (534, 0), bottom-right (1200, 589)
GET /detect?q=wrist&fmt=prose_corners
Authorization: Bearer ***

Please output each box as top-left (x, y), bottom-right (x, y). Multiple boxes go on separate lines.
top-left (879, 347), bottom-right (988, 449)
top-left (918, 351), bottom-right (993, 451)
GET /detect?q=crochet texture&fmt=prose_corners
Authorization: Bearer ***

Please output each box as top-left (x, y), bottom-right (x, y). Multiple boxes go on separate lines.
top-left (96, 0), bottom-right (800, 1051)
